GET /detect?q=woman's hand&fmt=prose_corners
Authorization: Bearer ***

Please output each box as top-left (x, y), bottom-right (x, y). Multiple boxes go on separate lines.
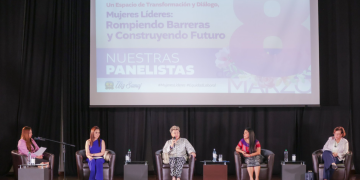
top-left (243, 154), bottom-right (251, 157)
top-left (191, 152), bottom-right (196, 158)
top-left (333, 152), bottom-right (338, 157)
top-left (236, 149), bottom-right (245, 155)
top-left (36, 155), bottom-right (43, 159)
top-left (87, 155), bottom-right (94, 161)
top-left (235, 146), bottom-right (245, 155)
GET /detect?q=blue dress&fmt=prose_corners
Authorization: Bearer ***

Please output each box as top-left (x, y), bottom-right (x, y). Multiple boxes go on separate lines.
top-left (87, 139), bottom-right (105, 180)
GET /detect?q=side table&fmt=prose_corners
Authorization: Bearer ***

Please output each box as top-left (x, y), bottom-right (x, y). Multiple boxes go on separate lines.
top-left (281, 161), bottom-right (306, 180)
top-left (124, 161), bottom-right (148, 180)
top-left (201, 160), bottom-right (229, 180)
top-left (18, 164), bottom-right (49, 180)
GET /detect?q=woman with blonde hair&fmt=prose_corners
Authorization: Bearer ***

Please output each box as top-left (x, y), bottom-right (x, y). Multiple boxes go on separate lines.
top-left (163, 125), bottom-right (196, 180)
top-left (85, 126), bottom-right (106, 180)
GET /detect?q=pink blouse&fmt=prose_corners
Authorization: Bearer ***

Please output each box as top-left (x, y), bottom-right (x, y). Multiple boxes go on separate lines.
top-left (17, 139), bottom-right (40, 158)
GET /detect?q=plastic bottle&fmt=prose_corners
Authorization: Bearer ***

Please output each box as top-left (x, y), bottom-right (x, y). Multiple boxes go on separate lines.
top-left (27, 152), bottom-right (31, 165)
top-left (284, 149), bottom-right (288, 162)
top-left (31, 156), bottom-right (35, 165)
top-left (213, 149), bottom-right (217, 162)
top-left (128, 149), bottom-right (131, 162)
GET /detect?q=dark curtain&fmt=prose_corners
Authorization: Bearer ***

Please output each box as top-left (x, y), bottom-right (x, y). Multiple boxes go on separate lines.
top-left (190, 108), bottom-right (254, 175)
top-left (0, 0), bottom-right (25, 175)
top-left (348, 0), bottom-right (360, 173)
top-left (61, 1), bottom-right (148, 176)
top-left (16, 0), bottom-right (63, 176)
top-left (149, 108), bottom-right (193, 153)
top-left (1, 0), bottom-right (360, 176)
top-left (0, 0), bottom-right (62, 176)
top-left (109, 109), bottom-right (147, 175)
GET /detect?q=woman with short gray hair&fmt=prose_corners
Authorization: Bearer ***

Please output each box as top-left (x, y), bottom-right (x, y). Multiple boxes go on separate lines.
top-left (163, 125), bottom-right (196, 180)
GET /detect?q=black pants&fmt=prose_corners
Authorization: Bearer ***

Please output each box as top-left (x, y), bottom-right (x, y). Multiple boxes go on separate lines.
top-left (35, 158), bottom-right (49, 164)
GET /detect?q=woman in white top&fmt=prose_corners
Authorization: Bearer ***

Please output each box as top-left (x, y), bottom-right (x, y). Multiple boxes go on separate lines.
top-left (322, 126), bottom-right (349, 180)
top-left (163, 126), bottom-right (196, 180)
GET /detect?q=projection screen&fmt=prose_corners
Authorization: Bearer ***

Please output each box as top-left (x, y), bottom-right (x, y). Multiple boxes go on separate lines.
top-left (90, 0), bottom-right (319, 106)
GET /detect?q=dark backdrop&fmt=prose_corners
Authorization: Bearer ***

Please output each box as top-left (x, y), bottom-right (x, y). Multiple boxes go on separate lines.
top-left (0, 0), bottom-right (359, 177)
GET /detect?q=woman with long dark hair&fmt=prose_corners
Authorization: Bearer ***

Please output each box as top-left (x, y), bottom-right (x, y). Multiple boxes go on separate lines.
top-left (85, 126), bottom-right (106, 180)
top-left (17, 126), bottom-right (49, 164)
top-left (235, 127), bottom-right (262, 180)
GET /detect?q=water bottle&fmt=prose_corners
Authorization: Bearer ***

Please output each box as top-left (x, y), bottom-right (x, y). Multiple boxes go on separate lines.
top-left (284, 149), bottom-right (288, 162)
top-left (128, 149), bottom-right (131, 162)
top-left (27, 152), bottom-right (31, 165)
top-left (212, 149), bottom-right (217, 162)
top-left (31, 156), bottom-right (35, 165)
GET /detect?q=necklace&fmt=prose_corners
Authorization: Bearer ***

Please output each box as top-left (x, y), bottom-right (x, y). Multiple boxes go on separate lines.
top-left (334, 140), bottom-right (339, 147)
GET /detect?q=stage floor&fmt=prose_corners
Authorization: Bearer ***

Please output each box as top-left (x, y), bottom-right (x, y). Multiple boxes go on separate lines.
top-left (1, 174), bottom-right (360, 180)
top-left (0, 175), bottom-right (274, 180)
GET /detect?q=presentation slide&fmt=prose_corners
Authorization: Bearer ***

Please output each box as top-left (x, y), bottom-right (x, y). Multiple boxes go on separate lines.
top-left (90, 0), bottom-right (319, 106)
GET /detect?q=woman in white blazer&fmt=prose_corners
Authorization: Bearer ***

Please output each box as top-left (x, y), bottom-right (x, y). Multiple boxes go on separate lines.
top-left (322, 126), bottom-right (349, 180)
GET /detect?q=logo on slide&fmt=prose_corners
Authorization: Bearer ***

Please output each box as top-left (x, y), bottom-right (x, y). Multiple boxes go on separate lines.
top-left (105, 81), bottom-right (114, 89)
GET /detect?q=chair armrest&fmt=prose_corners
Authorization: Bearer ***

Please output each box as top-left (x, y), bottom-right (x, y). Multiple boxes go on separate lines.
top-left (19, 154), bottom-right (28, 165)
top-left (106, 150), bottom-right (115, 180)
top-left (344, 151), bottom-right (353, 179)
top-left (260, 149), bottom-right (275, 180)
top-left (106, 150), bottom-right (116, 180)
top-left (234, 151), bottom-right (242, 180)
top-left (43, 152), bottom-right (54, 169)
top-left (188, 155), bottom-right (195, 180)
top-left (312, 149), bottom-right (323, 179)
top-left (155, 150), bottom-right (163, 180)
top-left (265, 152), bottom-right (275, 180)
top-left (76, 152), bottom-right (84, 180)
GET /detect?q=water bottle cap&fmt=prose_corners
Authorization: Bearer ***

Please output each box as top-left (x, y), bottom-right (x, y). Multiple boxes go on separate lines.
top-left (285, 149), bottom-right (287, 151)
top-left (128, 149), bottom-right (130, 151)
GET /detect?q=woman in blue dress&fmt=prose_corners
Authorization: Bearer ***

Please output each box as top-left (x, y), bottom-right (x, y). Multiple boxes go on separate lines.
top-left (85, 126), bottom-right (106, 180)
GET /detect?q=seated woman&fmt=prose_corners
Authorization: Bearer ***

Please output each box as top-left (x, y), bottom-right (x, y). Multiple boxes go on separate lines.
top-left (85, 126), bottom-right (106, 180)
top-left (322, 126), bottom-right (349, 180)
top-left (17, 126), bottom-right (49, 165)
top-left (163, 125), bottom-right (196, 180)
top-left (235, 127), bottom-right (262, 180)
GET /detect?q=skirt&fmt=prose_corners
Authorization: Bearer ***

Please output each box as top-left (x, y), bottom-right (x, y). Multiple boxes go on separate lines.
top-left (244, 155), bottom-right (262, 167)
top-left (169, 157), bottom-right (186, 178)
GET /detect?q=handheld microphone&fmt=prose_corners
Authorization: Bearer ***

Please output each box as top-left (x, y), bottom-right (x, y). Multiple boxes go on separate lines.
top-left (34, 137), bottom-right (45, 141)
top-left (172, 137), bottom-right (176, 148)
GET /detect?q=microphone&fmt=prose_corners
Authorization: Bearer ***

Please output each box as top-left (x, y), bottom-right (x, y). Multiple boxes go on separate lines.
top-left (172, 137), bottom-right (176, 148)
top-left (34, 137), bottom-right (45, 141)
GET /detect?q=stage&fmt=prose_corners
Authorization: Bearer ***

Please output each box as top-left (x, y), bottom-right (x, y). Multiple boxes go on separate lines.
top-left (2, 174), bottom-right (360, 180)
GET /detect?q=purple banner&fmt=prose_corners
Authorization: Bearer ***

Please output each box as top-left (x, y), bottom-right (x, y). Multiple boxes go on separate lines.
top-left (97, 48), bottom-right (222, 78)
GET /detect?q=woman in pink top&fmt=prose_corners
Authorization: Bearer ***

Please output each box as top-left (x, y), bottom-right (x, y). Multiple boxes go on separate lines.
top-left (17, 126), bottom-right (48, 164)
